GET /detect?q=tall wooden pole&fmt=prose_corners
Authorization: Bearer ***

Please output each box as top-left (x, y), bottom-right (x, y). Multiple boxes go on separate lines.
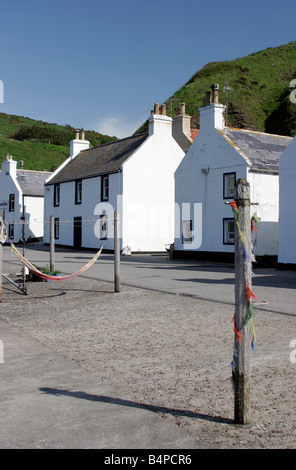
top-left (50, 215), bottom-right (55, 273)
top-left (114, 211), bottom-right (120, 293)
top-left (0, 243), bottom-right (2, 303)
top-left (233, 179), bottom-right (252, 425)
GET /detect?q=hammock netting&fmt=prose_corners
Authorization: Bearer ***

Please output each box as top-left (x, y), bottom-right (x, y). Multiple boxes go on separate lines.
top-left (9, 242), bottom-right (103, 281)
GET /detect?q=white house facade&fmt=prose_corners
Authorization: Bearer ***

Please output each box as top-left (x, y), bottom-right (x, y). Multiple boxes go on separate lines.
top-left (278, 135), bottom-right (296, 265)
top-left (44, 104), bottom-right (185, 252)
top-left (174, 85), bottom-right (292, 260)
top-left (0, 155), bottom-right (51, 243)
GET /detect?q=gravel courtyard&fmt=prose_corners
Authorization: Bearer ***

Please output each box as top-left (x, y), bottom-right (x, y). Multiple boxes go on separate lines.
top-left (1, 259), bottom-right (296, 449)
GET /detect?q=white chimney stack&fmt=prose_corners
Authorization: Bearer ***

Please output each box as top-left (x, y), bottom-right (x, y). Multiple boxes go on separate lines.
top-left (148, 102), bottom-right (173, 137)
top-left (199, 84), bottom-right (225, 132)
top-left (70, 129), bottom-right (90, 159)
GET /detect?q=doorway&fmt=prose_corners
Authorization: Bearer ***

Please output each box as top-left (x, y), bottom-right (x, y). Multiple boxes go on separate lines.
top-left (73, 217), bottom-right (82, 249)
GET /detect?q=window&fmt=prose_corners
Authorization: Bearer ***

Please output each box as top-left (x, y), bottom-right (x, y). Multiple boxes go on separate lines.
top-left (100, 213), bottom-right (108, 240)
top-left (54, 218), bottom-right (59, 240)
top-left (223, 218), bottom-right (235, 245)
top-left (8, 223), bottom-right (14, 239)
top-left (182, 220), bottom-right (193, 244)
top-left (54, 184), bottom-right (60, 207)
top-left (75, 180), bottom-right (82, 205)
top-left (223, 172), bottom-right (236, 199)
top-left (101, 175), bottom-right (109, 201)
top-left (9, 194), bottom-right (15, 212)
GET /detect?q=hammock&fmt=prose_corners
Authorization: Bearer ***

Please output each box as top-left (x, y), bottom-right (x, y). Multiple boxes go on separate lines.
top-left (9, 242), bottom-right (103, 281)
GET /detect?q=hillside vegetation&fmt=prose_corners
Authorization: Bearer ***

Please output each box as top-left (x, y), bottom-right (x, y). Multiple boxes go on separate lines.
top-left (0, 113), bottom-right (117, 171)
top-left (137, 41), bottom-right (296, 137)
top-left (169, 41), bottom-right (296, 136)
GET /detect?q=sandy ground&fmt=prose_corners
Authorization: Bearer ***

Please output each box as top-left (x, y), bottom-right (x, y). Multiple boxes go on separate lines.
top-left (1, 260), bottom-right (296, 449)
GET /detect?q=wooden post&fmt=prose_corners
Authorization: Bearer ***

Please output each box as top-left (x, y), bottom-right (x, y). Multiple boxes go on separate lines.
top-left (233, 179), bottom-right (252, 425)
top-left (50, 215), bottom-right (55, 273)
top-left (0, 214), bottom-right (8, 303)
top-left (0, 243), bottom-right (2, 303)
top-left (114, 211), bottom-right (120, 293)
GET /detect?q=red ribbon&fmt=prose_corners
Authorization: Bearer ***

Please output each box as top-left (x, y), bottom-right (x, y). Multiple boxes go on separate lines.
top-left (246, 282), bottom-right (258, 302)
top-left (230, 201), bottom-right (239, 211)
top-left (234, 323), bottom-right (243, 344)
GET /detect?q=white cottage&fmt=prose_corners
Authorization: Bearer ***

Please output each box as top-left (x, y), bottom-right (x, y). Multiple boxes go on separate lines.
top-left (174, 85), bottom-right (292, 260)
top-left (278, 135), bottom-right (296, 266)
top-left (44, 105), bottom-right (185, 252)
top-left (0, 155), bottom-right (51, 243)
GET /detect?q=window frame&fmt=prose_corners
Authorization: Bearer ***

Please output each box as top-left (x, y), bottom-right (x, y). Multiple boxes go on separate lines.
top-left (99, 213), bottom-right (108, 240)
top-left (9, 193), bottom-right (15, 212)
top-left (54, 217), bottom-right (60, 240)
top-left (223, 217), bottom-right (235, 245)
top-left (101, 175), bottom-right (109, 201)
top-left (8, 223), bottom-right (14, 239)
top-left (223, 172), bottom-right (236, 199)
top-left (182, 219), bottom-right (193, 244)
top-left (54, 184), bottom-right (60, 207)
top-left (75, 179), bottom-right (82, 205)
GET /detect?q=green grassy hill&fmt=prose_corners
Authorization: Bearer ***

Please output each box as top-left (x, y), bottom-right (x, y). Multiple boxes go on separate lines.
top-left (0, 113), bottom-right (117, 171)
top-left (137, 41), bottom-right (296, 137)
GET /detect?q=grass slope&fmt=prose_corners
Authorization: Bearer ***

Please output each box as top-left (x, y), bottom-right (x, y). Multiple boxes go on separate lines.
top-left (0, 113), bottom-right (117, 171)
top-left (169, 41), bottom-right (296, 136)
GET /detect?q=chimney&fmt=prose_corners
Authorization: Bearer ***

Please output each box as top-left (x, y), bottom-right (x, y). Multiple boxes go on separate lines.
top-left (149, 102), bottom-right (172, 137)
top-left (70, 129), bottom-right (90, 159)
top-left (172, 102), bottom-right (193, 152)
top-left (2, 154), bottom-right (17, 178)
top-left (199, 84), bottom-right (225, 132)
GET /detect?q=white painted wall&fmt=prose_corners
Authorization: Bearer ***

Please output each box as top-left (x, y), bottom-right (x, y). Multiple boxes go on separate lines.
top-left (174, 107), bottom-right (248, 253)
top-left (174, 102), bottom-right (280, 257)
top-left (278, 136), bottom-right (296, 263)
top-left (248, 170), bottom-right (279, 256)
top-left (121, 114), bottom-right (184, 252)
top-left (44, 173), bottom-right (121, 250)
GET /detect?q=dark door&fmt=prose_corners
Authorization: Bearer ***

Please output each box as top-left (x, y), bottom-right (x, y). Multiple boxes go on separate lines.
top-left (73, 217), bottom-right (82, 249)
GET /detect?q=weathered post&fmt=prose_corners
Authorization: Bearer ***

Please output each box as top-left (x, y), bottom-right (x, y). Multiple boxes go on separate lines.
top-left (233, 179), bottom-right (252, 425)
top-left (50, 215), bottom-right (55, 273)
top-left (0, 215), bottom-right (8, 303)
top-left (114, 211), bottom-right (120, 293)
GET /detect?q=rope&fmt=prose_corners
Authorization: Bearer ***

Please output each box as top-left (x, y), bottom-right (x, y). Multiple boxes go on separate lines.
top-left (9, 242), bottom-right (103, 281)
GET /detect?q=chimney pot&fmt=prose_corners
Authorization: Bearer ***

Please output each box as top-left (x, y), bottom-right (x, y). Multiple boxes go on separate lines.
top-left (81, 130), bottom-right (85, 140)
top-left (211, 83), bottom-right (219, 104)
top-left (180, 102), bottom-right (186, 115)
top-left (75, 130), bottom-right (80, 140)
top-left (205, 91), bottom-right (211, 106)
top-left (160, 104), bottom-right (166, 115)
top-left (154, 103), bottom-right (160, 115)
top-left (5, 154), bottom-right (9, 160)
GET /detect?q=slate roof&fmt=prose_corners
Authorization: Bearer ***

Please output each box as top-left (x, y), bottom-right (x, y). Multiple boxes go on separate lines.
top-left (16, 170), bottom-right (52, 196)
top-left (221, 128), bottom-right (292, 172)
top-left (47, 133), bottom-right (149, 185)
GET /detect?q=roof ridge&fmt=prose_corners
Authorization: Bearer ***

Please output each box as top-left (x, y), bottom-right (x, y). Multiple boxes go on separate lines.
top-left (225, 126), bottom-right (293, 139)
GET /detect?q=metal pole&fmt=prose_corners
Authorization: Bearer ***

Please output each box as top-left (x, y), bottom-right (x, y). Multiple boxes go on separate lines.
top-left (50, 215), bottom-right (55, 273)
top-left (114, 211), bottom-right (120, 293)
top-left (233, 179), bottom-right (252, 425)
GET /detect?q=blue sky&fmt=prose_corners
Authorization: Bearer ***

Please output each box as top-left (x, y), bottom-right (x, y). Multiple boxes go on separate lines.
top-left (0, 0), bottom-right (295, 138)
